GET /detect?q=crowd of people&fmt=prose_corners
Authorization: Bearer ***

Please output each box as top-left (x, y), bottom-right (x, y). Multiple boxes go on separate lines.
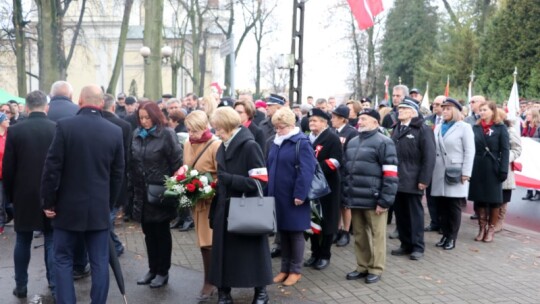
top-left (0, 80), bottom-right (539, 304)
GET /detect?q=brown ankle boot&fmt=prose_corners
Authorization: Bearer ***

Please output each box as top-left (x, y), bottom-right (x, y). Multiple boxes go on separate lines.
top-left (483, 207), bottom-right (500, 242)
top-left (494, 203), bottom-right (507, 233)
top-left (474, 207), bottom-right (488, 241)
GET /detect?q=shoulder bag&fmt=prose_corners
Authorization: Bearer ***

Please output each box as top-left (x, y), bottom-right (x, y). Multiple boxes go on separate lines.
top-left (227, 179), bottom-right (276, 235)
top-left (437, 129), bottom-right (462, 185)
top-left (295, 140), bottom-right (331, 200)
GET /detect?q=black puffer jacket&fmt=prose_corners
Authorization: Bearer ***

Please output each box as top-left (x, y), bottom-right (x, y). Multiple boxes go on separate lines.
top-left (342, 129), bottom-right (399, 209)
top-left (391, 116), bottom-right (436, 194)
top-left (129, 126), bottom-right (183, 223)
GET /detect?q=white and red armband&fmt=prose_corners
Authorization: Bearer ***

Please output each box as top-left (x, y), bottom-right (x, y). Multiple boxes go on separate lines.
top-left (382, 165), bottom-right (398, 177)
top-left (248, 167), bottom-right (268, 182)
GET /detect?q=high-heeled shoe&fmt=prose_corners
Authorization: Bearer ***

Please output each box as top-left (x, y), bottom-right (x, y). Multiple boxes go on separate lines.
top-left (136, 272), bottom-right (156, 285)
top-left (149, 274), bottom-right (169, 288)
top-left (196, 286), bottom-right (217, 301)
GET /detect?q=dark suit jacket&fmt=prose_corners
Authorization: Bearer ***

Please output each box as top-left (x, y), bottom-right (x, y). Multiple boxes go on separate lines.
top-left (103, 111), bottom-right (132, 209)
top-left (47, 96), bottom-right (80, 122)
top-left (124, 113), bottom-right (139, 131)
top-left (3, 112), bottom-right (56, 232)
top-left (41, 107), bottom-right (125, 231)
top-left (252, 110), bottom-right (265, 126)
top-left (248, 121), bottom-right (266, 151)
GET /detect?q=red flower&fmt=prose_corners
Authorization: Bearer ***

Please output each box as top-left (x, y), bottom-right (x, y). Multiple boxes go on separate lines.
top-left (192, 179), bottom-right (203, 188)
top-left (176, 174), bottom-right (186, 182)
top-left (186, 184), bottom-right (196, 192)
top-left (210, 181), bottom-right (217, 189)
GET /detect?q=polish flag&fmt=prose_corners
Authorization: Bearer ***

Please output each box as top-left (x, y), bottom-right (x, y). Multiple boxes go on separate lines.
top-left (248, 167), bottom-right (268, 182)
top-left (514, 138), bottom-right (540, 189)
top-left (347, 0), bottom-right (384, 30)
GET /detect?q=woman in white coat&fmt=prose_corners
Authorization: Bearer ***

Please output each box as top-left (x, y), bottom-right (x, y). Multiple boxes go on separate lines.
top-left (430, 98), bottom-right (475, 250)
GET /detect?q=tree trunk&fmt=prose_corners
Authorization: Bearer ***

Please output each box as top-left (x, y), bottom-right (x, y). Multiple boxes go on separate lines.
top-left (143, 0), bottom-right (164, 100)
top-left (255, 37), bottom-right (261, 97)
top-left (171, 63), bottom-right (179, 96)
top-left (12, 0), bottom-right (27, 97)
top-left (365, 26), bottom-right (375, 97)
top-left (36, 0), bottom-right (62, 91)
top-left (190, 0), bottom-right (201, 96)
top-left (350, 13), bottom-right (363, 99)
top-left (107, 0), bottom-right (134, 95)
top-left (223, 3), bottom-right (234, 95)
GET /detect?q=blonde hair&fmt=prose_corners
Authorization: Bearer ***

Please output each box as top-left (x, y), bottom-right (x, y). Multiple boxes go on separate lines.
top-left (346, 100), bottom-right (362, 116)
top-left (378, 107), bottom-right (392, 124)
top-left (210, 107), bottom-right (241, 132)
top-left (526, 108), bottom-right (540, 125)
top-left (185, 110), bottom-right (209, 132)
top-left (201, 95), bottom-right (217, 118)
top-left (443, 105), bottom-right (464, 122)
top-left (272, 107), bottom-right (296, 127)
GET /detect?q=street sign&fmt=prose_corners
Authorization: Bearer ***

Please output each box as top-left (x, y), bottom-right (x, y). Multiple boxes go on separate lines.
top-left (220, 38), bottom-right (234, 58)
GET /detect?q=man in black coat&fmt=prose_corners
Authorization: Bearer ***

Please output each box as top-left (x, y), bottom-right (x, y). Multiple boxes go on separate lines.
top-left (41, 85), bottom-right (125, 304)
top-left (103, 94), bottom-right (132, 256)
top-left (47, 81), bottom-right (80, 122)
top-left (3, 90), bottom-right (57, 298)
top-left (382, 85), bottom-right (408, 130)
top-left (259, 94), bottom-right (285, 142)
top-left (390, 99), bottom-right (436, 260)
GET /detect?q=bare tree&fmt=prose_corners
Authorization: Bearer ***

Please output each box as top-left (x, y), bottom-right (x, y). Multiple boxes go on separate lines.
top-left (252, 0), bottom-right (276, 97)
top-left (262, 56), bottom-right (288, 94)
top-left (106, 0), bottom-right (134, 95)
top-left (12, 0), bottom-right (26, 96)
top-left (143, 0), bottom-right (164, 100)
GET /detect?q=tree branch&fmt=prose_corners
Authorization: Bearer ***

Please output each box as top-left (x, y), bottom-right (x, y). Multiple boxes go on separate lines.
top-left (65, 0), bottom-right (86, 68)
top-left (441, 0), bottom-right (461, 28)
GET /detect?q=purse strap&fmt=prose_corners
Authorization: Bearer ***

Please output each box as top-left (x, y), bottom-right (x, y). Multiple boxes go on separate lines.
top-left (190, 139), bottom-right (216, 169)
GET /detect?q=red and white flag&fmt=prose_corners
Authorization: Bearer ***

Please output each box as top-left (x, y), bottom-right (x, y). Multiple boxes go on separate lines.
top-left (384, 75), bottom-right (389, 103)
top-left (347, 0), bottom-right (384, 30)
top-left (444, 75), bottom-right (450, 97)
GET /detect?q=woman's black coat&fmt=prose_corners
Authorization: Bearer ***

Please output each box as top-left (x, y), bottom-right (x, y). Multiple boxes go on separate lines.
top-left (312, 128), bottom-right (343, 234)
top-left (129, 126), bottom-right (183, 223)
top-left (209, 126), bottom-right (273, 288)
top-left (468, 123), bottom-right (510, 204)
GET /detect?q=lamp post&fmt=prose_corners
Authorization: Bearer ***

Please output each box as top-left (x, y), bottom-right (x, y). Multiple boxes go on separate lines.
top-left (288, 0), bottom-right (307, 105)
top-left (139, 46), bottom-right (151, 64)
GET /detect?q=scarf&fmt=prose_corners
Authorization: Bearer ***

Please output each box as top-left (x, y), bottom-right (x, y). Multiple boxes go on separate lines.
top-left (480, 120), bottom-right (494, 135)
top-left (190, 129), bottom-right (213, 144)
top-left (522, 123), bottom-right (537, 137)
top-left (138, 125), bottom-right (157, 139)
top-left (274, 127), bottom-right (300, 146)
top-left (441, 121), bottom-right (455, 137)
top-left (242, 120), bottom-right (252, 128)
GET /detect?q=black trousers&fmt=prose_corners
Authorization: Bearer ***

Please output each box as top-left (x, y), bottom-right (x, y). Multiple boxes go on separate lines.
top-left (394, 192), bottom-right (425, 253)
top-left (141, 221), bottom-right (172, 276)
top-left (426, 185), bottom-right (440, 228)
top-left (309, 233), bottom-right (333, 260)
top-left (434, 196), bottom-right (462, 240)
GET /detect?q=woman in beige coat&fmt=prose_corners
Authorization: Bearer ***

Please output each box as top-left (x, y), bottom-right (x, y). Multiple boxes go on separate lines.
top-left (497, 109), bottom-right (522, 232)
top-left (183, 110), bottom-right (221, 300)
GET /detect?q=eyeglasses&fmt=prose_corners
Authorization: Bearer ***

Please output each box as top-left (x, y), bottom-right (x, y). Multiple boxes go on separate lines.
top-left (1, 110), bottom-right (11, 114)
top-left (274, 125), bottom-right (290, 131)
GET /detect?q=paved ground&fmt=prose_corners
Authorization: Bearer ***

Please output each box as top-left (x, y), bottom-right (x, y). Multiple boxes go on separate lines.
top-left (1, 201), bottom-right (540, 303)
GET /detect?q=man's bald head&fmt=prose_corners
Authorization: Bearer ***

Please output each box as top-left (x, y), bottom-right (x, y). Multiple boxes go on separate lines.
top-left (470, 95), bottom-right (485, 113)
top-left (79, 85), bottom-right (104, 108)
top-left (432, 95), bottom-right (446, 115)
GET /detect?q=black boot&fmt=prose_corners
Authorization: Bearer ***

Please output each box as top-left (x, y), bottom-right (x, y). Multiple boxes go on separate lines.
top-left (533, 191), bottom-right (540, 201)
top-left (252, 286), bottom-right (269, 304)
top-left (336, 230), bottom-right (350, 247)
top-left (218, 287), bottom-right (233, 304)
top-left (169, 216), bottom-right (182, 229)
top-left (523, 190), bottom-right (534, 200)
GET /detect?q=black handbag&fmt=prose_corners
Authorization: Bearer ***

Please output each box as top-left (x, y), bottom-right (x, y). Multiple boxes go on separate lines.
top-left (444, 167), bottom-right (462, 185)
top-left (295, 141), bottom-right (331, 200)
top-left (146, 184), bottom-right (179, 208)
top-left (227, 180), bottom-right (276, 235)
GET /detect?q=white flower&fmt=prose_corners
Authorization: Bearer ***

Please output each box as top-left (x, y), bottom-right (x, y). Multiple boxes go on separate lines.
top-left (203, 185), bottom-right (212, 194)
top-left (190, 169), bottom-right (199, 177)
top-left (172, 185), bottom-right (183, 194)
top-left (199, 176), bottom-right (209, 186)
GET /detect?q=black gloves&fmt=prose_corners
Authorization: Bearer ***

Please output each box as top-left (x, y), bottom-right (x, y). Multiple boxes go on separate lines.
top-left (217, 171), bottom-right (233, 186)
top-left (499, 173), bottom-right (508, 182)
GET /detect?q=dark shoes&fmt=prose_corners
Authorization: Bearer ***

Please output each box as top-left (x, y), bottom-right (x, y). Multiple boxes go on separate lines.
top-left (435, 237), bottom-right (448, 247)
top-left (252, 287), bottom-right (269, 304)
top-left (169, 217), bottom-right (182, 229)
top-left (523, 190), bottom-right (534, 200)
top-left (336, 230), bottom-right (350, 247)
top-left (346, 271), bottom-right (368, 280)
top-left (410, 251), bottom-right (424, 260)
top-left (149, 274), bottom-right (169, 288)
top-left (390, 248), bottom-right (411, 256)
top-left (436, 237), bottom-right (455, 250)
top-left (314, 259), bottom-right (330, 270)
top-left (470, 213), bottom-right (479, 220)
top-left (365, 274), bottom-right (381, 284)
top-left (12, 286), bottom-right (27, 298)
top-left (178, 220), bottom-right (194, 232)
top-left (424, 224), bottom-right (440, 232)
top-left (533, 192), bottom-right (540, 201)
top-left (136, 272), bottom-right (156, 285)
top-left (270, 247), bottom-right (281, 258)
top-left (303, 256), bottom-right (318, 267)
top-left (73, 265), bottom-right (91, 280)
top-left (217, 288), bottom-right (233, 304)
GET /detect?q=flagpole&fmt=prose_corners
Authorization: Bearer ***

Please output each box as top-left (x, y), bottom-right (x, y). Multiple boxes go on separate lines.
top-left (468, 71), bottom-right (475, 108)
